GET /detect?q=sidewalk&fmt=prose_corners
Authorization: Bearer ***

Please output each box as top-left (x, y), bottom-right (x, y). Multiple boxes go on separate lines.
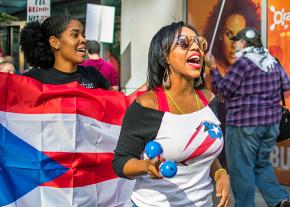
top-left (213, 185), bottom-right (290, 206)
top-left (255, 185), bottom-right (290, 207)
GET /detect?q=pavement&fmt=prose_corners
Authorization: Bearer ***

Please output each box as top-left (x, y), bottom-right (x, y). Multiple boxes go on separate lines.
top-left (213, 185), bottom-right (290, 206)
top-left (255, 185), bottom-right (290, 207)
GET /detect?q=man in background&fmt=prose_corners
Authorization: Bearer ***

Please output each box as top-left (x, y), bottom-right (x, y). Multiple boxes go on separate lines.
top-left (81, 41), bottom-right (119, 91)
top-left (206, 27), bottom-right (290, 207)
top-left (104, 48), bottom-right (120, 86)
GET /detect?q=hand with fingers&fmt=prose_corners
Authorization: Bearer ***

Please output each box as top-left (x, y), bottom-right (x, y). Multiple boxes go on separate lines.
top-left (145, 141), bottom-right (177, 179)
top-left (147, 158), bottom-right (164, 179)
top-left (204, 53), bottom-right (217, 71)
top-left (215, 170), bottom-right (231, 207)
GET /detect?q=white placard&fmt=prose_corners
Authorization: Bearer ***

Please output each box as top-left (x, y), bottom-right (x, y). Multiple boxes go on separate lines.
top-left (85, 4), bottom-right (115, 43)
top-left (27, 0), bottom-right (50, 22)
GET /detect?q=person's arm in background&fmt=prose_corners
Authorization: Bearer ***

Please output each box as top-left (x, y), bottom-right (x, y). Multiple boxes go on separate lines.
top-left (126, 82), bottom-right (149, 101)
top-left (109, 63), bottom-right (120, 91)
top-left (205, 53), bottom-right (245, 98)
top-left (112, 85), bottom-right (119, 91)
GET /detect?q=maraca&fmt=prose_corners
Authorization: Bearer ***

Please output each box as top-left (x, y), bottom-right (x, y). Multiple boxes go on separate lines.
top-left (145, 141), bottom-right (177, 178)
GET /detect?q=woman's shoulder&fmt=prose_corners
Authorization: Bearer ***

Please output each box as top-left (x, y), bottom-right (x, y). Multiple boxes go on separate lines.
top-left (78, 65), bottom-right (98, 73)
top-left (78, 65), bottom-right (106, 79)
top-left (136, 90), bottom-right (158, 110)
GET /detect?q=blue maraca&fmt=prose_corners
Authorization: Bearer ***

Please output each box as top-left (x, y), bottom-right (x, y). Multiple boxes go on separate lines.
top-left (159, 160), bottom-right (177, 178)
top-left (145, 141), bottom-right (163, 159)
top-left (145, 141), bottom-right (177, 178)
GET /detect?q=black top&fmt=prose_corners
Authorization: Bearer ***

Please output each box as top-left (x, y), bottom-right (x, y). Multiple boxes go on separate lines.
top-left (112, 97), bottom-right (218, 178)
top-left (23, 65), bottom-right (110, 89)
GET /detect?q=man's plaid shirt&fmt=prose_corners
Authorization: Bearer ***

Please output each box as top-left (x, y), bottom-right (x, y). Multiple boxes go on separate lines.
top-left (210, 56), bottom-right (290, 126)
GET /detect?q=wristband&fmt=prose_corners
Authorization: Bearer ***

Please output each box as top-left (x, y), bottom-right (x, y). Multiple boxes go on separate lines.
top-left (214, 168), bottom-right (227, 182)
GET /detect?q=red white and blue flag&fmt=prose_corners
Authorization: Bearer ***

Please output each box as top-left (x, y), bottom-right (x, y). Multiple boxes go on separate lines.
top-left (0, 73), bottom-right (135, 206)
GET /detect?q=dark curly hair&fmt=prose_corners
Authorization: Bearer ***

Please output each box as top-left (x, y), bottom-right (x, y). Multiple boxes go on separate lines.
top-left (20, 15), bottom-right (77, 68)
top-left (147, 21), bottom-right (205, 90)
top-left (204, 0), bottom-right (261, 67)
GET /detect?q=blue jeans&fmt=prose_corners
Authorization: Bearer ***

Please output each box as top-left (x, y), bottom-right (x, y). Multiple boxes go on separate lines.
top-left (225, 124), bottom-right (288, 207)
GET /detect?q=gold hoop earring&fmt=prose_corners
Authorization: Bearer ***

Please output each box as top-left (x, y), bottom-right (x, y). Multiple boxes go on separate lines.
top-left (162, 68), bottom-right (171, 88)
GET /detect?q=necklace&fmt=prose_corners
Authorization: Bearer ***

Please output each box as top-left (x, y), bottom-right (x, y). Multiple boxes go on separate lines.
top-left (165, 89), bottom-right (200, 114)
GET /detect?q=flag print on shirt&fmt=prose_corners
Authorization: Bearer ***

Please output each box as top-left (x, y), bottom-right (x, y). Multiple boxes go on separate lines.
top-left (116, 96), bottom-right (224, 206)
top-left (182, 121), bottom-right (223, 163)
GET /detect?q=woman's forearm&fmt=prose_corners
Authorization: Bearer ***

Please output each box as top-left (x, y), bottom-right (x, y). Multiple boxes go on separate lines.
top-left (123, 158), bottom-right (150, 179)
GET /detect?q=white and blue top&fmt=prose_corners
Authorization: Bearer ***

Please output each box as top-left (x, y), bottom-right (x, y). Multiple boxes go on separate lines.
top-left (113, 88), bottom-right (224, 207)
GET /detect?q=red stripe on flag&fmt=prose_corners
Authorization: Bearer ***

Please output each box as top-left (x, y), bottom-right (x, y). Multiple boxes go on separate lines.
top-left (41, 152), bottom-right (117, 187)
top-left (182, 135), bottom-right (216, 162)
top-left (0, 73), bottom-right (132, 125)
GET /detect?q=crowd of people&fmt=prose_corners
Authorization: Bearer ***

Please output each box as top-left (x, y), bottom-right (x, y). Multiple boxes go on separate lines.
top-left (0, 8), bottom-right (290, 207)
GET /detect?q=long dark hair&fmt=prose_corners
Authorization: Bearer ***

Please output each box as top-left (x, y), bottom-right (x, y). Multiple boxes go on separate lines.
top-left (147, 21), bottom-right (205, 90)
top-left (20, 15), bottom-right (77, 68)
top-left (204, 0), bottom-right (261, 66)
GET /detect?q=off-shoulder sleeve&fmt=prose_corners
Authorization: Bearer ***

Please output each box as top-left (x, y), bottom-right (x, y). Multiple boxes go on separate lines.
top-left (112, 101), bottom-right (164, 178)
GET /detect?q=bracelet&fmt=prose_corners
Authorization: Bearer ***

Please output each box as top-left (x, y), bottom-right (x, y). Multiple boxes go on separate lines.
top-left (214, 168), bottom-right (227, 182)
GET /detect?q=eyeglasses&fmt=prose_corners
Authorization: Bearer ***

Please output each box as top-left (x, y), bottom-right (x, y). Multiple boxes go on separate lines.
top-left (175, 35), bottom-right (208, 51)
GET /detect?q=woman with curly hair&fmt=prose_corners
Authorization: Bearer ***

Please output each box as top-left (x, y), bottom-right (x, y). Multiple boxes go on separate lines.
top-left (20, 15), bottom-right (110, 89)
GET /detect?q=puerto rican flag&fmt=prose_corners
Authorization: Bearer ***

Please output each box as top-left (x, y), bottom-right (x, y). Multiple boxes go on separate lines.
top-left (182, 121), bottom-right (223, 163)
top-left (0, 73), bottom-right (135, 206)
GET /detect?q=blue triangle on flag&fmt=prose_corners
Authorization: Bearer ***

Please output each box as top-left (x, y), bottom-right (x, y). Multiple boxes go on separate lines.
top-left (202, 121), bottom-right (222, 139)
top-left (0, 124), bottom-right (69, 206)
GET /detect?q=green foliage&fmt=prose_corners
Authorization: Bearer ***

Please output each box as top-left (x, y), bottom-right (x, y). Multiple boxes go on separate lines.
top-left (0, 12), bottom-right (18, 24)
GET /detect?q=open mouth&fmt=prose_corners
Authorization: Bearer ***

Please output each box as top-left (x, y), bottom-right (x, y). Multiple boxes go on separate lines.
top-left (76, 48), bottom-right (86, 54)
top-left (186, 53), bottom-right (202, 69)
top-left (186, 55), bottom-right (200, 64)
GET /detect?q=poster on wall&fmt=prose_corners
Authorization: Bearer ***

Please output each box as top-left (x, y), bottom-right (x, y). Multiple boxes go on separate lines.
top-left (267, 0), bottom-right (290, 186)
top-left (267, 1), bottom-right (290, 106)
top-left (187, 0), bottom-right (261, 91)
